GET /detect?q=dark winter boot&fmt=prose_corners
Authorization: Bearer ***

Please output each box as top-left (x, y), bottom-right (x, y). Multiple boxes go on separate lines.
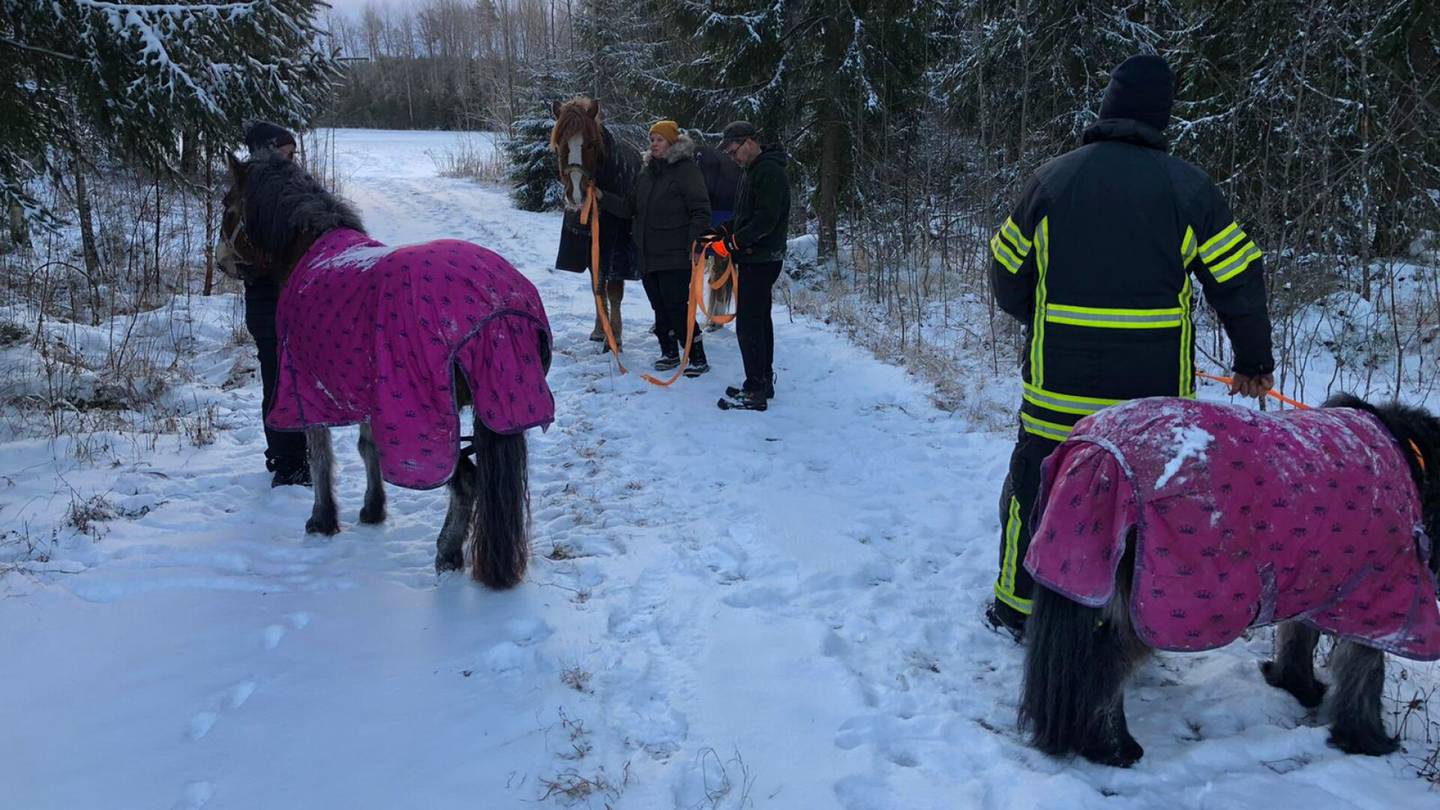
top-left (684, 342), bottom-right (709, 378)
top-left (654, 353), bottom-right (681, 371)
top-left (271, 460), bottom-right (312, 488)
top-left (984, 600), bottom-right (1027, 644)
top-left (725, 373), bottom-right (775, 401)
top-left (717, 389), bottom-right (768, 411)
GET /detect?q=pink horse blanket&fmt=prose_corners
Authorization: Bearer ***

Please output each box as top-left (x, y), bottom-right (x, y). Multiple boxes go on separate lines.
top-left (1026, 398), bottom-right (1440, 660)
top-left (267, 228), bottom-right (554, 490)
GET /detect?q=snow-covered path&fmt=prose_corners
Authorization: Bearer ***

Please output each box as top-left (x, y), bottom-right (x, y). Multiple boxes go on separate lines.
top-left (2, 130), bottom-right (1435, 809)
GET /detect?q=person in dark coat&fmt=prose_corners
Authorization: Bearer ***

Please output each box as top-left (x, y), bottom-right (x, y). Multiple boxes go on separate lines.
top-left (239, 121), bottom-right (308, 486)
top-left (711, 122), bottom-right (790, 411)
top-left (983, 55), bottom-right (1275, 641)
top-left (597, 120), bottom-right (712, 376)
top-left (695, 137), bottom-right (740, 228)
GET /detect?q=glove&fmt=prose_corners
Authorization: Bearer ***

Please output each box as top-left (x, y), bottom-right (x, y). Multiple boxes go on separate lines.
top-left (699, 222), bottom-right (732, 242)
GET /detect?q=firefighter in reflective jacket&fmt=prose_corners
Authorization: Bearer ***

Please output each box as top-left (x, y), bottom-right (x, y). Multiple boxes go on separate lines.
top-left (985, 55), bottom-right (1276, 641)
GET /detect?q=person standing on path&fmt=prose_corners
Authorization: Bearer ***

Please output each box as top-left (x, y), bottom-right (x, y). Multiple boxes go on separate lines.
top-left (239, 121), bottom-right (309, 487)
top-left (984, 55), bottom-right (1275, 641)
top-left (598, 120), bottom-right (713, 376)
top-left (712, 121), bottom-right (790, 412)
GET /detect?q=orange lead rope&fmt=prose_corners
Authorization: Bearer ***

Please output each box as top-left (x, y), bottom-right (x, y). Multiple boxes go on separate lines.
top-left (641, 241), bottom-right (716, 387)
top-left (582, 183), bottom-right (626, 374)
top-left (1194, 370), bottom-right (1311, 410)
top-left (1194, 370), bottom-right (1426, 474)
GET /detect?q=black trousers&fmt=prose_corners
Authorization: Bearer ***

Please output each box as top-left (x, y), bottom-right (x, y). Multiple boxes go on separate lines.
top-left (994, 428), bottom-right (1062, 615)
top-left (244, 277), bottom-right (307, 473)
top-left (643, 267), bottom-right (704, 361)
top-left (736, 261), bottom-right (782, 390)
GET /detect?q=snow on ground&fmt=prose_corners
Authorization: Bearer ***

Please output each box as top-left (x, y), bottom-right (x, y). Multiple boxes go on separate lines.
top-left (2, 129), bottom-right (1437, 809)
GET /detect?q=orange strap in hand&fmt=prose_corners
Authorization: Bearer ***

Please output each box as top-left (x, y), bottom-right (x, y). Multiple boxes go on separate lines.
top-left (582, 184), bottom-right (625, 374)
top-left (1194, 370), bottom-right (1309, 410)
top-left (1195, 370), bottom-right (1427, 473)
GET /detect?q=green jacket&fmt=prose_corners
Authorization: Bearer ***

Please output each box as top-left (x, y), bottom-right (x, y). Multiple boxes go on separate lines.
top-left (597, 134), bottom-right (711, 274)
top-left (732, 145), bottom-right (790, 264)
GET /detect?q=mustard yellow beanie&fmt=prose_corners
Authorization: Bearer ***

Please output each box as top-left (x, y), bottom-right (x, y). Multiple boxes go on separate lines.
top-left (649, 120), bottom-right (681, 144)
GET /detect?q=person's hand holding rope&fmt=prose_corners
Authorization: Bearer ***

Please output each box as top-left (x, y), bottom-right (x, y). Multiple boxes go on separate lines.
top-left (699, 223), bottom-right (736, 257)
top-left (1228, 372), bottom-right (1274, 399)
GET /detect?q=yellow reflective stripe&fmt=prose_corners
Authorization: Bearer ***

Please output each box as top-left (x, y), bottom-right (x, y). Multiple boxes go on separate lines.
top-left (1030, 218), bottom-right (1049, 387)
top-left (1047, 304), bottom-right (1184, 317)
top-left (1022, 383), bottom-right (1123, 415)
top-left (1021, 411), bottom-right (1071, 441)
top-left (994, 583), bottom-right (1033, 614)
top-left (1212, 242), bottom-right (1261, 283)
top-left (1044, 303), bottom-right (1183, 329)
top-left (1199, 221), bottom-right (1242, 261)
top-left (1001, 217), bottom-right (1032, 254)
top-left (1179, 274), bottom-right (1193, 395)
top-left (999, 496), bottom-right (1022, 605)
top-left (1203, 229), bottom-right (1246, 265)
top-left (990, 233), bottom-right (1022, 273)
top-left (1182, 226), bottom-right (1198, 267)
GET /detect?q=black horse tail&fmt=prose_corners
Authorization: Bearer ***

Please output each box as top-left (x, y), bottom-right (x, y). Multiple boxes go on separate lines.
top-left (1020, 547), bottom-right (1147, 759)
top-left (466, 417), bottom-right (531, 589)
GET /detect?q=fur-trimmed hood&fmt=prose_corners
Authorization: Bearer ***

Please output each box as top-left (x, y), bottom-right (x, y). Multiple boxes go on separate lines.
top-left (642, 132), bottom-right (697, 167)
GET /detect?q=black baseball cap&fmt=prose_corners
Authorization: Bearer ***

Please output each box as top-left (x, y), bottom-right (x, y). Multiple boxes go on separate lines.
top-left (719, 121), bottom-right (760, 148)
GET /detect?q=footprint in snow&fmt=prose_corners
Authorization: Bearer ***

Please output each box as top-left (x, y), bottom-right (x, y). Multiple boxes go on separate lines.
top-left (171, 780), bottom-right (213, 810)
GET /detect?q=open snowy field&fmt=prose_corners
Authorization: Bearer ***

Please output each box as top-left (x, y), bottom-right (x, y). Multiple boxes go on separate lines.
top-left (1, 129), bottom-right (1436, 809)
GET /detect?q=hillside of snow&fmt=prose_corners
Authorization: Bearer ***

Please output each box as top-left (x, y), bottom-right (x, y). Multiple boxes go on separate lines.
top-left (1, 129), bottom-right (1436, 809)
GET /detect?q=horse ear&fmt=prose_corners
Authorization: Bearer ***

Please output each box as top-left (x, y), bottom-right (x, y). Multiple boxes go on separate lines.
top-left (587, 99), bottom-right (601, 120)
top-left (226, 152), bottom-right (246, 181)
top-left (551, 100), bottom-right (562, 119)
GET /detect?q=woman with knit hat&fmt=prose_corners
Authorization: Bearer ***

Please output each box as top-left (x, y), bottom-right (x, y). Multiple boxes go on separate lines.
top-left (598, 120), bottom-right (712, 375)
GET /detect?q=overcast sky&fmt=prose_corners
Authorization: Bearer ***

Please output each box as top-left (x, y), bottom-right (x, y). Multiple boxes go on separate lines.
top-left (322, 0), bottom-right (425, 17)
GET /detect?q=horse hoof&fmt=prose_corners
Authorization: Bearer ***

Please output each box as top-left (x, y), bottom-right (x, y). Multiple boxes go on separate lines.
top-left (1081, 737), bottom-right (1144, 768)
top-left (435, 554), bottom-right (463, 574)
top-left (1260, 660), bottom-right (1327, 708)
top-left (1329, 727), bottom-right (1399, 756)
top-left (359, 504), bottom-right (386, 525)
top-left (306, 516), bottom-right (340, 536)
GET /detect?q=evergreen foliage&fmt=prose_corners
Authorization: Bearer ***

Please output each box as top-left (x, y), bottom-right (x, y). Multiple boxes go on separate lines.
top-left (1, 0), bottom-right (341, 228)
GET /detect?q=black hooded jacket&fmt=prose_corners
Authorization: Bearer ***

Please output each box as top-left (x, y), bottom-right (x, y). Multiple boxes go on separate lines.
top-left (990, 117), bottom-right (1274, 442)
top-left (731, 145), bottom-right (790, 264)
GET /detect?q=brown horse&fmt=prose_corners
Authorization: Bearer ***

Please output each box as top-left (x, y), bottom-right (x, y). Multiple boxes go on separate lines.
top-left (216, 151), bottom-right (551, 589)
top-left (550, 97), bottom-right (639, 349)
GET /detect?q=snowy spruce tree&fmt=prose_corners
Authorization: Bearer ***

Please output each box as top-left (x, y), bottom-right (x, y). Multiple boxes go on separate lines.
top-left (650, 0), bottom-right (929, 262)
top-left (1, 0), bottom-right (341, 229)
top-left (503, 58), bottom-right (579, 212)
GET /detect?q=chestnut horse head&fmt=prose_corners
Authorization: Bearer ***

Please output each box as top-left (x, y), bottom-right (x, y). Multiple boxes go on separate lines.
top-left (550, 96), bottom-right (605, 211)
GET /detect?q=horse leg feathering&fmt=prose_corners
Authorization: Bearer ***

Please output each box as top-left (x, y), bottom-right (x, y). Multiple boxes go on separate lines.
top-left (1260, 622), bottom-right (1327, 708)
top-left (357, 423), bottom-right (386, 525)
top-left (304, 427), bottom-right (339, 536)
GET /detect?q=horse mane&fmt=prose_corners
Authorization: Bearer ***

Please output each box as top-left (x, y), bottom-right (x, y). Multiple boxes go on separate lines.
top-left (243, 150), bottom-right (365, 265)
top-left (549, 96), bottom-right (606, 163)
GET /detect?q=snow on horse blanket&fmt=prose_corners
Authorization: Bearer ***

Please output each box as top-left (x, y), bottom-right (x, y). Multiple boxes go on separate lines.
top-left (1026, 398), bottom-right (1440, 660)
top-left (266, 228), bottom-right (554, 490)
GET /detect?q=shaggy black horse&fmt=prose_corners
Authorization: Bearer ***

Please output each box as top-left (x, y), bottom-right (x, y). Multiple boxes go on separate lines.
top-left (1020, 394), bottom-right (1440, 766)
top-left (217, 151), bottom-right (547, 589)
